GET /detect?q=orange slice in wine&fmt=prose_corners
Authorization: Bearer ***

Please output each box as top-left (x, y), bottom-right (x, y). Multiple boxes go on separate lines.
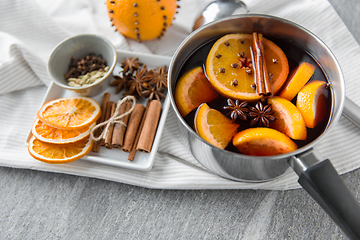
top-left (268, 96), bottom-right (307, 140)
top-left (205, 33), bottom-right (289, 101)
top-left (175, 66), bottom-right (219, 117)
top-left (194, 103), bottom-right (239, 149)
top-left (296, 80), bottom-right (328, 128)
top-left (278, 62), bottom-right (315, 100)
top-left (233, 127), bottom-right (298, 156)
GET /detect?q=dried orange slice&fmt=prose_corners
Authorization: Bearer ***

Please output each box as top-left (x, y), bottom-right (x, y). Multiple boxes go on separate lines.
top-left (194, 103), bottom-right (239, 149)
top-left (37, 97), bottom-right (101, 130)
top-left (233, 127), bottom-right (298, 156)
top-left (296, 80), bottom-right (328, 128)
top-left (278, 62), bottom-right (315, 100)
top-left (28, 136), bottom-right (93, 164)
top-left (31, 118), bottom-right (95, 144)
top-left (175, 66), bottom-right (219, 117)
top-left (268, 96), bottom-right (307, 140)
top-left (106, 0), bottom-right (177, 41)
top-left (205, 33), bottom-right (289, 101)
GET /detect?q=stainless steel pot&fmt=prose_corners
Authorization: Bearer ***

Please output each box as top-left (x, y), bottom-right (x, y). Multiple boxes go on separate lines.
top-left (168, 14), bottom-right (360, 239)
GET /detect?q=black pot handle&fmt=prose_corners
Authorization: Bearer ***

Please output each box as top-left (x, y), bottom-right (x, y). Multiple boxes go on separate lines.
top-left (289, 149), bottom-right (360, 240)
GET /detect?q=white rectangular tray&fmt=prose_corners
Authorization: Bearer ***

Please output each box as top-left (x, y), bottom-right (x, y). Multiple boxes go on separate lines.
top-left (27, 50), bottom-right (172, 171)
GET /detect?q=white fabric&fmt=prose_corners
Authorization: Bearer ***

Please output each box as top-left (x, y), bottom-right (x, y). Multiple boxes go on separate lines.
top-left (1, 0), bottom-right (360, 190)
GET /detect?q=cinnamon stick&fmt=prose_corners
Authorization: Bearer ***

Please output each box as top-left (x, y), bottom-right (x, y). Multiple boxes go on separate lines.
top-left (253, 32), bottom-right (265, 96)
top-left (104, 102), bottom-right (116, 149)
top-left (128, 100), bottom-right (151, 161)
top-left (258, 33), bottom-right (272, 96)
top-left (122, 104), bottom-right (145, 152)
top-left (110, 101), bottom-right (126, 148)
top-left (92, 92), bottom-right (110, 152)
top-left (101, 100), bottom-right (115, 146)
top-left (112, 100), bottom-right (132, 148)
top-left (252, 32), bottom-right (272, 96)
top-left (136, 100), bottom-right (162, 153)
top-left (100, 92), bottom-right (111, 122)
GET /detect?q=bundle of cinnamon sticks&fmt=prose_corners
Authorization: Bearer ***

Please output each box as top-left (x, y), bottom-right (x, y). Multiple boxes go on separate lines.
top-left (92, 92), bottom-right (162, 161)
top-left (252, 32), bottom-right (272, 97)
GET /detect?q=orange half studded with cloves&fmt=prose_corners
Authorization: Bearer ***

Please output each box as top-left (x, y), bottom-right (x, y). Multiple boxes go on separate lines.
top-left (106, 0), bottom-right (179, 42)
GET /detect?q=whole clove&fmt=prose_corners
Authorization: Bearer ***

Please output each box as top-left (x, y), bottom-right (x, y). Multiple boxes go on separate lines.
top-left (64, 53), bottom-right (107, 80)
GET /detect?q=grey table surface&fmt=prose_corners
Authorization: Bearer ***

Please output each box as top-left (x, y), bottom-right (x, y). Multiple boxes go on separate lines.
top-left (2, 0), bottom-right (360, 239)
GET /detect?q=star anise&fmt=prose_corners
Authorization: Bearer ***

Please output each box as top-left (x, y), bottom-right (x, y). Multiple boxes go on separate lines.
top-left (110, 74), bottom-right (131, 93)
top-left (121, 57), bottom-right (143, 74)
top-left (141, 83), bottom-right (166, 101)
top-left (223, 98), bottom-right (248, 121)
top-left (248, 101), bottom-right (277, 127)
top-left (147, 66), bottom-right (168, 90)
top-left (126, 65), bottom-right (149, 97)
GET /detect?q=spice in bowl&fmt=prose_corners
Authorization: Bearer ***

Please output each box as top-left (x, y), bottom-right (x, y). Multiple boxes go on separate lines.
top-left (65, 53), bottom-right (109, 87)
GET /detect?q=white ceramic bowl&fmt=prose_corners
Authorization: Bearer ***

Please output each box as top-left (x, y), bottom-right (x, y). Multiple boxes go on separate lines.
top-left (48, 34), bottom-right (117, 97)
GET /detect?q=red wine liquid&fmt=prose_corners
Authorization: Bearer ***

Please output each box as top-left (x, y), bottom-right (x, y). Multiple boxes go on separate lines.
top-left (177, 36), bottom-right (331, 153)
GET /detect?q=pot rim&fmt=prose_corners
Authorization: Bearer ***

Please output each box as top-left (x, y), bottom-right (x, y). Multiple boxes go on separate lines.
top-left (168, 13), bottom-right (345, 161)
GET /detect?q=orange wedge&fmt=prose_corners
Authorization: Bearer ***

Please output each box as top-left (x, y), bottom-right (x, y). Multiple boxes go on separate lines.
top-left (37, 97), bottom-right (101, 130)
top-left (31, 118), bottom-right (95, 144)
top-left (28, 136), bottom-right (93, 164)
top-left (194, 103), bottom-right (239, 149)
top-left (268, 96), bottom-right (307, 140)
top-left (205, 33), bottom-right (289, 101)
top-left (278, 62), bottom-right (315, 100)
top-left (175, 66), bottom-right (219, 117)
top-left (296, 80), bottom-right (328, 128)
top-left (232, 127), bottom-right (298, 156)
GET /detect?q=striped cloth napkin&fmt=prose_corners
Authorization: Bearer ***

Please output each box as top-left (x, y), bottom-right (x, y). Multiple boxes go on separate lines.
top-left (1, 0), bottom-right (360, 190)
